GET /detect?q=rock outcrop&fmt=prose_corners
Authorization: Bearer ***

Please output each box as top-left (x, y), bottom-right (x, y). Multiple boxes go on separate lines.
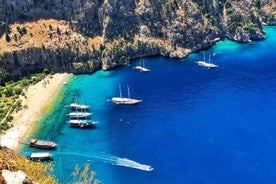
top-left (0, 0), bottom-right (275, 81)
top-left (1, 170), bottom-right (34, 184)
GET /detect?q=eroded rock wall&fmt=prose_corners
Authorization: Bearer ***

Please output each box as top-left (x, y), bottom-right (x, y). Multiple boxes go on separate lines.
top-left (0, 0), bottom-right (275, 81)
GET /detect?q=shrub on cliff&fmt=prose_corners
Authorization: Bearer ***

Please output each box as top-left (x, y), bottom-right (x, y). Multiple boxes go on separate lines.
top-left (0, 146), bottom-right (58, 183)
top-left (0, 147), bottom-right (99, 183)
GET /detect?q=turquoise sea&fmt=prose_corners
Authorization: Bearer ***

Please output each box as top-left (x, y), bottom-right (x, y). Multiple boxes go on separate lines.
top-left (20, 26), bottom-right (276, 184)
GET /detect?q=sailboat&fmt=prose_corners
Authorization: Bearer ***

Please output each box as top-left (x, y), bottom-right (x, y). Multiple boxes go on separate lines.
top-left (69, 112), bottom-right (92, 118)
top-left (70, 96), bottom-right (90, 110)
top-left (196, 52), bottom-right (218, 68)
top-left (112, 85), bottom-right (142, 105)
top-left (133, 60), bottom-right (150, 72)
top-left (68, 119), bottom-right (96, 128)
top-left (68, 109), bottom-right (95, 128)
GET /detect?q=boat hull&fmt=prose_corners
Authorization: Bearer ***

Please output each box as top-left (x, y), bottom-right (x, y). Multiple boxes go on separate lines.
top-left (22, 152), bottom-right (52, 161)
top-left (112, 97), bottom-right (142, 105)
top-left (70, 103), bottom-right (90, 110)
top-left (69, 112), bottom-right (92, 118)
top-left (29, 139), bottom-right (56, 149)
top-left (134, 66), bottom-right (150, 72)
top-left (69, 119), bottom-right (96, 128)
top-left (197, 61), bottom-right (218, 68)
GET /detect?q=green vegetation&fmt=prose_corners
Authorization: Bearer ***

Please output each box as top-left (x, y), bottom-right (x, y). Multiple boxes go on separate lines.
top-left (72, 164), bottom-right (99, 184)
top-left (0, 146), bottom-right (58, 183)
top-left (269, 13), bottom-right (275, 20)
top-left (0, 67), bottom-right (8, 85)
top-left (225, 0), bottom-right (233, 14)
top-left (0, 147), bottom-right (99, 183)
top-left (242, 21), bottom-right (258, 32)
top-left (0, 72), bottom-right (47, 134)
top-left (16, 26), bottom-right (27, 36)
top-left (205, 13), bottom-right (215, 24)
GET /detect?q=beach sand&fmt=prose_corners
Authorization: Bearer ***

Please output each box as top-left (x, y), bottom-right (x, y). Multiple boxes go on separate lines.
top-left (0, 73), bottom-right (69, 151)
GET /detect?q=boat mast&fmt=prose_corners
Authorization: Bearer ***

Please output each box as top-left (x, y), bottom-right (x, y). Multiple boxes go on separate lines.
top-left (127, 85), bottom-right (130, 99)
top-left (119, 84), bottom-right (122, 98)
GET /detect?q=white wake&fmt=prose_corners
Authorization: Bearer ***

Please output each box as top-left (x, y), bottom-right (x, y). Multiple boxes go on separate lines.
top-left (60, 152), bottom-right (153, 172)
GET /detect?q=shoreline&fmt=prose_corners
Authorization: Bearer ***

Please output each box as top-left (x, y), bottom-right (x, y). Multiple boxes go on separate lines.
top-left (0, 73), bottom-right (69, 151)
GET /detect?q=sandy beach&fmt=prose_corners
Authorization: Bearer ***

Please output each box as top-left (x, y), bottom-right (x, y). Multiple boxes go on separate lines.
top-left (0, 73), bottom-right (69, 151)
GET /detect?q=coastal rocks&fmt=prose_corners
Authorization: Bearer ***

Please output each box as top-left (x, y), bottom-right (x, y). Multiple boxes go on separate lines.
top-left (221, 0), bottom-right (266, 43)
top-left (169, 48), bottom-right (192, 59)
top-left (231, 29), bottom-right (265, 43)
top-left (0, 0), bottom-right (275, 80)
top-left (260, 0), bottom-right (276, 25)
top-left (0, 19), bottom-right (102, 80)
top-left (1, 170), bottom-right (34, 184)
top-left (267, 19), bottom-right (276, 25)
top-left (250, 29), bottom-right (266, 40)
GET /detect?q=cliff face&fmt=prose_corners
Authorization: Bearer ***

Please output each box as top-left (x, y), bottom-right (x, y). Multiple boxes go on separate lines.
top-left (0, 0), bottom-right (275, 81)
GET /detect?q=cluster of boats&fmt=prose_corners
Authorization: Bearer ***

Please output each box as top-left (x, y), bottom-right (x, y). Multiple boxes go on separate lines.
top-left (68, 103), bottom-right (96, 128)
top-left (110, 61), bottom-right (149, 105)
top-left (21, 138), bottom-right (56, 161)
top-left (21, 56), bottom-right (217, 161)
top-left (133, 55), bottom-right (219, 71)
top-left (21, 102), bottom-right (96, 161)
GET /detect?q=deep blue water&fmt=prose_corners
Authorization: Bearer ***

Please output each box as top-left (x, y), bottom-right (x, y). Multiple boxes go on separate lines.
top-left (20, 26), bottom-right (276, 184)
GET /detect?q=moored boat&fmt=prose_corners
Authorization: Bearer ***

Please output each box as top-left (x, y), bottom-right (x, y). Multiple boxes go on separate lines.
top-left (197, 61), bottom-right (218, 68)
top-left (196, 52), bottom-right (218, 68)
top-left (69, 112), bottom-right (92, 118)
top-left (112, 85), bottom-right (142, 105)
top-left (133, 61), bottom-right (150, 72)
top-left (68, 119), bottom-right (96, 128)
top-left (112, 97), bottom-right (142, 105)
top-left (21, 152), bottom-right (52, 161)
top-left (70, 103), bottom-right (90, 110)
top-left (133, 66), bottom-right (150, 72)
top-left (29, 139), bottom-right (56, 149)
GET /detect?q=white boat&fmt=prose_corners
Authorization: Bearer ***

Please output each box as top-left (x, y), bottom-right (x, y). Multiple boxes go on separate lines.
top-left (69, 119), bottom-right (96, 128)
top-left (112, 85), bottom-right (142, 105)
top-left (22, 152), bottom-right (52, 161)
top-left (197, 61), bottom-right (218, 68)
top-left (69, 112), bottom-right (92, 118)
top-left (196, 52), bottom-right (218, 68)
top-left (70, 103), bottom-right (90, 110)
top-left (133, 61), bottom-right (150, 72)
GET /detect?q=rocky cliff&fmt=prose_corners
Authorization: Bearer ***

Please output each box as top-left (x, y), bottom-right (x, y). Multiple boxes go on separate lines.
top-left (0, 0), bottom-right (275, 81)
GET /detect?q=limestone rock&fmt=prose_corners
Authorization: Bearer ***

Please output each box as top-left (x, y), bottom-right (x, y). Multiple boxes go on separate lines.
top-left (1, 170), bottom-right (34, 184)
top-left (0, 0), bottom-right (275, 81)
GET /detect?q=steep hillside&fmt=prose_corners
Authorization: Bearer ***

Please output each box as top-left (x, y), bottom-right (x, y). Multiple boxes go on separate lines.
top-left (0, 0), bottom-right (275, 81)
top-left (0, 19), bottom-right (102, 80)
top-left (0, 146), bottom-right (57, 183)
